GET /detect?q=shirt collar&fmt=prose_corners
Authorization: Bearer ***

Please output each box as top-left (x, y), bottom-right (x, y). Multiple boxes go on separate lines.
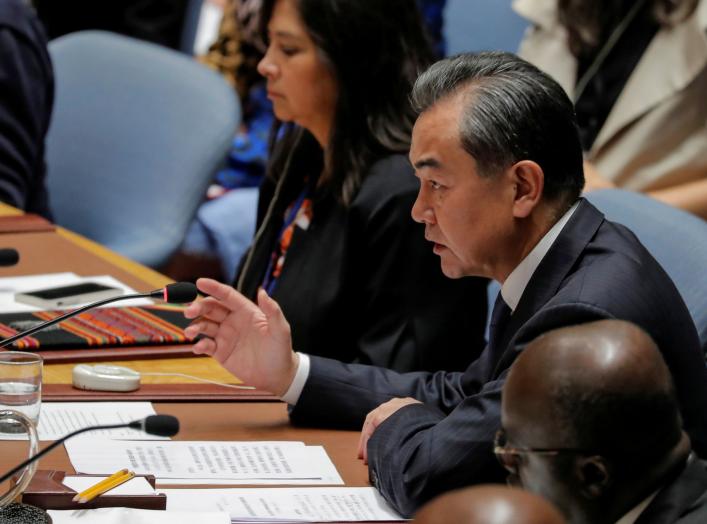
top-left (615, 490), bottom-right (661, 524)
top-left (501, 201), bottom-right (579, 312)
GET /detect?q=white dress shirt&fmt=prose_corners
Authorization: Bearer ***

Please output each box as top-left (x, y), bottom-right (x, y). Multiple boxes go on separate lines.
top-left (281, 201), bottom-right (579, 405)
top-left (501, 201), bottom-right (578, 312)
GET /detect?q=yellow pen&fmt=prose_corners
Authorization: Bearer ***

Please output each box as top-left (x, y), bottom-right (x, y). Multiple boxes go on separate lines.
top-left (73, 469), bottom-right (135, 503)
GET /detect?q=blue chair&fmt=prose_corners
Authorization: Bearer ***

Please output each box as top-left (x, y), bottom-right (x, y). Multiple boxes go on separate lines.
top-left (45, 30), bottom-right (240, 268)
top-left (587, 189), bottom-right (707, 353)
top-left (444, 0), bottom-right (528, 55)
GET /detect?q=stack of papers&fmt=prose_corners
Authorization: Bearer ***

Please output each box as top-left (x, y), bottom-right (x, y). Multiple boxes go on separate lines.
top-left (65, 440), bottom-right (343, 485)
top-left (0, 402), bottom-right (165, 441)
top-left (163, 487), bottom-right (405, 522)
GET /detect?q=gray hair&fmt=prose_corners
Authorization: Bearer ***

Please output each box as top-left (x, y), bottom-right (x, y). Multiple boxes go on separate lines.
top-left (411, 52), bottom-right (584, 204)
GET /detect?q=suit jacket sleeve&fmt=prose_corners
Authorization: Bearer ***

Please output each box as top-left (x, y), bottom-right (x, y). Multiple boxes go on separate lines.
top-left (293, 301), bottom-right (628, 517)
top-left (0, 8), bottom-right (53, 216)
top-left (290, 355), bottom-right (469, 429)
top-left (367, 376), bottom-right (507, 517)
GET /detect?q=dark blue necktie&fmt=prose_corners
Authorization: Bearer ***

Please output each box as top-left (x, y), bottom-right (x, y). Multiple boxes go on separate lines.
top-left (488, 293), bottom-right (512, 349)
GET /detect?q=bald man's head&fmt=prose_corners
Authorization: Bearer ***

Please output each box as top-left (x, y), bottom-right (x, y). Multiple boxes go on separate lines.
top-left (504, 320), bottom-right (681, 462)
top-left (499, 320), bottom-right (688, 523)
top-left (414, 485), bottom-right (565, 524)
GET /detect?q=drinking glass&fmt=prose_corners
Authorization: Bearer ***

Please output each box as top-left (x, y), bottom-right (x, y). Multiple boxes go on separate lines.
top-left (0, 352), bottom-right (42, 435)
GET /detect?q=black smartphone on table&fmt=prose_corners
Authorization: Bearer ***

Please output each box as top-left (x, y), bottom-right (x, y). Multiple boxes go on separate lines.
top-left (14, 282), bottom-right (123, 309)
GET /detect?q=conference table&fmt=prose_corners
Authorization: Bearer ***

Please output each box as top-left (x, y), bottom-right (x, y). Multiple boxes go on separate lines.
top-left (0, 208), bottom-right (378, 521)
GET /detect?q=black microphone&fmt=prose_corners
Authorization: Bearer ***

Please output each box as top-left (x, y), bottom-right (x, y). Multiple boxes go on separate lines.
top-left (0, 248), bottom-right (19, 267)
top-left (0, 282), bottom-right (198, 349)
top-left (0, 414), bottom-right (180, 484)
top-left (128, 414), bottom-right (180, 437)
top-left (153, 282), bottom-right (198, 304)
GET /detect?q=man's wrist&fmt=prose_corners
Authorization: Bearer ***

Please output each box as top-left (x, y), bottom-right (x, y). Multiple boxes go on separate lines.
top-left (280, 352), bottom-right (310, 405)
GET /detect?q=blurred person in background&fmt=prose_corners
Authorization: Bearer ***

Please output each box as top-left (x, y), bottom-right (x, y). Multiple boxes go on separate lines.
top-left (515, 0), bottom-right (707, 219)
top-left (0, 0), bottom-right (53, 218)
top-left (175, 0), bottom-right (450, 282)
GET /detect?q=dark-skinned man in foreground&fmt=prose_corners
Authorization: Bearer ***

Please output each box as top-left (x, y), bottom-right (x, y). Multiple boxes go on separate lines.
top-left (499, 320), bottom-right (707, 523)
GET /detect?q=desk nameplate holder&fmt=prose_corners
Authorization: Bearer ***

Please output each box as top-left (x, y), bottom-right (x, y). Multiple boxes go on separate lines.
top-left (20, 470), bottom-right (166, 510)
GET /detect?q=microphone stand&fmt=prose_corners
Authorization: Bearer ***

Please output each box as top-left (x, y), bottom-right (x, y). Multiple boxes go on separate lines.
top-left (0, 415), bottom-right (178, 523)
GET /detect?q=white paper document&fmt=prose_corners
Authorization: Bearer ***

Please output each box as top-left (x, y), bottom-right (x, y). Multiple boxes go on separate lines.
top-left (158, 447), bottom-right (343, 485)
top-left (0, 272), bottom-right (152, 312)
top-left (0, 402), bottom-right (163, 441)
top-left (48, 507), bottom-right (230, 524)
top-left (62, 475), bottom-right (155, 496)
top-left (65, 440), bottom-right (343, 484)
top-left (164, 487), bottom-right (405, 522)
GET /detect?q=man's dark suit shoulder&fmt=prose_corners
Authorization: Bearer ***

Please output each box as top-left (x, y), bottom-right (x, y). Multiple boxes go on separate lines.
top-left (637, 459), bottom-right (707, 523)
top-left (511, 217), bottom-right (694, 345)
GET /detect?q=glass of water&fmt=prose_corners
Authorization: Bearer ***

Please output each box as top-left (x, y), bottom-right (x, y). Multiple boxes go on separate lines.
top-left (0, 352), bottom-right (42, 435)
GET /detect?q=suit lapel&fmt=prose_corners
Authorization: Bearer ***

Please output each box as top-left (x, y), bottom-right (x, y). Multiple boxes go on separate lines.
top-left (591, 2), bottom-right (707, 154)
top-left (491, 200), bottom-right (605, 375)
top-left (636, 459), bottom-right (707, 523)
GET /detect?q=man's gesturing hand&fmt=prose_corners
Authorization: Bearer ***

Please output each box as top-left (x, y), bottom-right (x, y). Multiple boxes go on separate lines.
top-left (183, 278), bottom-right (298, 396)
top-left (357, 397), bottom-right (421, 464)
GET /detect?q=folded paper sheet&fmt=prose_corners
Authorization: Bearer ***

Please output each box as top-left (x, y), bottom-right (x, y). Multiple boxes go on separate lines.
top-left (65, 440), bottom-right (343, 484)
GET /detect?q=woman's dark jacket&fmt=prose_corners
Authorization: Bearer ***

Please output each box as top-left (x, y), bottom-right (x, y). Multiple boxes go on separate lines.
top-left (236, 153), bottom-right (488, 372)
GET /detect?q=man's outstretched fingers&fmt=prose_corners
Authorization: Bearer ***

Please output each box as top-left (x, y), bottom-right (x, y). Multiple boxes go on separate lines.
top-left (257, 289), bottom-right (291, 339)
top-left (184, 296), bottom-right (230, 322)
top-left (197, 278), bottom-right (254, 311)
top-left (191, 337), bottom-right (216, 355)
top-left (184, 319), bottom-right (220, 340)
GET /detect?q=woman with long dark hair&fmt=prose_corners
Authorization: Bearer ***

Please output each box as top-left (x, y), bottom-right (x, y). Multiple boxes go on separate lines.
top-left (233, 0), bottom-right (488, 372)
top-left (515, 0), bottom-right (707, 219)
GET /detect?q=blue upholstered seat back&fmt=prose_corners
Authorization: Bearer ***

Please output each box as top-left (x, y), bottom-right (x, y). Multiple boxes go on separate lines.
top-left (46, 30), bottom-right (240, 267)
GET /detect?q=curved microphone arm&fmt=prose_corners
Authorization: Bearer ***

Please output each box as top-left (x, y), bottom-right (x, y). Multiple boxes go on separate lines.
top-left (0, 414), bottom-right (179, 485)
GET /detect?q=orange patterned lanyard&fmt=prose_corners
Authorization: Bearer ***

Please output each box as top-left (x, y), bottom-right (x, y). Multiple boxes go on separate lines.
top-left (262, 187), bottom-right (312, 294)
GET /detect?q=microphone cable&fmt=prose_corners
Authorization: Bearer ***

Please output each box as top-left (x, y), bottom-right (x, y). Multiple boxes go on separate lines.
top-left (138, 372), bottom-right (255, 390)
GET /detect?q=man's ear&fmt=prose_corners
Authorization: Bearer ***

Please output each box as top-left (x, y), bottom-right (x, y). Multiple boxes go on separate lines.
top-left (575, 456), bottom-right (612, 499)
top-left (509, 160), bottom-right (544, 218)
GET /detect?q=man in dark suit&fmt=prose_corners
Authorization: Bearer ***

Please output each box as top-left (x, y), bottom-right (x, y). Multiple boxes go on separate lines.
top-left (0, 0), bottom-right (53, 218)
top-left (183, 52), bottom-right (707, 516)
top-left (499, 320), bottom-right (707, 524)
